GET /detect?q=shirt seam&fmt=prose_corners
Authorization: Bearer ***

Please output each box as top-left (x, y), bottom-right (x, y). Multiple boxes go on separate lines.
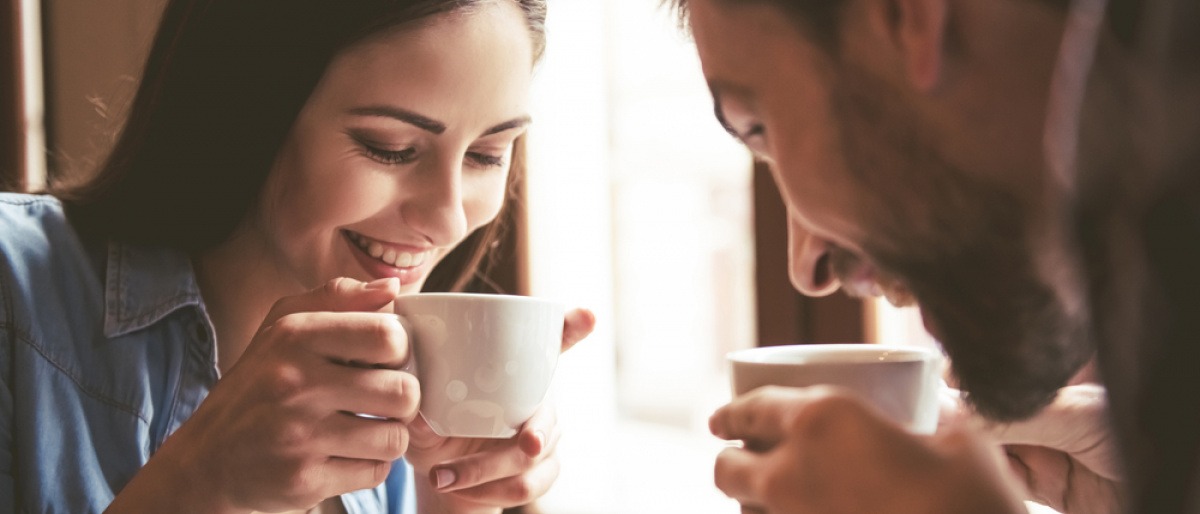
top-left (0, 321), bottom-right (151, 425)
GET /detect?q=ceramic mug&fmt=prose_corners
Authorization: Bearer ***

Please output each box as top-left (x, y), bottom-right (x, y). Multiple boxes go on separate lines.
top-left (728, 344), bottom-right (943, 434)
top-left (395, 293), bottom-right (565, 438)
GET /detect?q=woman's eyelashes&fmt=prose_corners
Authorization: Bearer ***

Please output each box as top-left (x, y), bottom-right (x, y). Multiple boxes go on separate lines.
top-left (465, 151), bottom-right (507, 169)
top-left (351, 132), bottom-right (508, 169)
top-left (362, 143), bottom-right (418, 165)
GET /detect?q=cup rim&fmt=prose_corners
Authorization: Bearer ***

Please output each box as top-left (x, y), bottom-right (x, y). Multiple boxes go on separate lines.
top-left (394, 292), bottom-right (563, 307)
top-left (727, 343), bottom-right (939, 365)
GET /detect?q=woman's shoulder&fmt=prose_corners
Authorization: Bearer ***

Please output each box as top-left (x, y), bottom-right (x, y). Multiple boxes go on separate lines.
top-left (0, 192), bottom-right (72, 255)
top-left (0, 192), bottom-right (99, 319)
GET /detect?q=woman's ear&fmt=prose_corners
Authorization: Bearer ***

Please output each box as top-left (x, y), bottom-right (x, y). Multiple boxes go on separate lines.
top-left (890, 0), bottom-right (949, 92)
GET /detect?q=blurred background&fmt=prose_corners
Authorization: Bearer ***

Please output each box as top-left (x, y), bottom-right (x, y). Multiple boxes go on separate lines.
top-left (1, 1), bottom-right (935, 512)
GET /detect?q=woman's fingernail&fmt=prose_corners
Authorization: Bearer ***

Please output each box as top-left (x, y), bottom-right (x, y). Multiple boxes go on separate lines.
top-left (435, 468), bottom-right (457, 489)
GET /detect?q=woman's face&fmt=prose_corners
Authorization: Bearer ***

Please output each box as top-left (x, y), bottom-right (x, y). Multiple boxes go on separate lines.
top-left (248, 1), bottom-right (533, 293)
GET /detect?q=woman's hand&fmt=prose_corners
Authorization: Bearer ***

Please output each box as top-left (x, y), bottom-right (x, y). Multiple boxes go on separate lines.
top-left (710, 385), bottom-right (1028, 514)
top-left (404, 308), bottom-right (595, 514)
top-left (109, 277), bottom-right (419, 514)
top-left (943, 384), bottom-right (1125, 513)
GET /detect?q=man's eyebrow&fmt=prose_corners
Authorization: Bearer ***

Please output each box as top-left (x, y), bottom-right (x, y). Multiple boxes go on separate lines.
top-left (348, 106), bottom-right (446, 134)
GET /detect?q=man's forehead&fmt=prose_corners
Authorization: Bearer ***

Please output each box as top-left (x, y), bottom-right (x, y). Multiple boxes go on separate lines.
top-left (688, 0), bottom-right (808, 81)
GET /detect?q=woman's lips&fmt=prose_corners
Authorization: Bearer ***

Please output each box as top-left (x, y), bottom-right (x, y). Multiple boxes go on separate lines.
top-left (342, 230), bottom-right (436, 284)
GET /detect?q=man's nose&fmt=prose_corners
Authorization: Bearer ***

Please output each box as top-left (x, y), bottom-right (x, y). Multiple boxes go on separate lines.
top-left (400, 157), bottom-right (469, 246)
top-left (788, 221), bottom-right (841, 297)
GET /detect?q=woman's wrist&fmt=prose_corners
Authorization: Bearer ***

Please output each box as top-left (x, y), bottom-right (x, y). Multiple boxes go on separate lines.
top-left (106, 434), bottom-right (244, 514)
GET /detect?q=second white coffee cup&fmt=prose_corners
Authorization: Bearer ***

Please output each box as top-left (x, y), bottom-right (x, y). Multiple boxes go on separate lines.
top-left (728, 343), bottom-right (943, 434)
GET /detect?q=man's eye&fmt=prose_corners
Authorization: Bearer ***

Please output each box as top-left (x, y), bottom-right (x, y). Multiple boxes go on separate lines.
top-left (740, 123), bottom-right (765, 140)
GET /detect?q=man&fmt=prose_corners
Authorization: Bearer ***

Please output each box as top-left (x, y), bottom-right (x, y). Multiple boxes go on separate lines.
top-left (670, 0), bottom-right (1199, 512)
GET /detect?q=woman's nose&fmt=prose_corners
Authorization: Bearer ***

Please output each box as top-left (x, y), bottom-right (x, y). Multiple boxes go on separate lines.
top-left (788, 220), bottom-right (841, 297)
top-left (400, 158), bottom-right (468, 246)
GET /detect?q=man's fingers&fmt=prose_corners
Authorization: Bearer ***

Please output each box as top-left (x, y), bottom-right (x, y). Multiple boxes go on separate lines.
top-left (710, 386), bottom-right (812, 444)
top-left (714, 447), bottom-right (766, 506)
top-left (976, 385), bottom-right (1121, 480)
top-left (1006, 445), bottom-right (1071, 510)
top-left (262, 277), bottom-right (400, 328)
top-left (560, 308), bottom-right (595, 353)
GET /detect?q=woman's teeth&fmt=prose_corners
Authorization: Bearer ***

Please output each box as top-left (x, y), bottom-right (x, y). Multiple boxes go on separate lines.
top-left (347, 231), bottom-right (430, 268)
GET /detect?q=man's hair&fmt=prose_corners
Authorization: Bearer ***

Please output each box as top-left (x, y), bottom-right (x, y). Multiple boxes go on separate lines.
top-left (667, 0), bottom-right (847, 49)
top-left (667, 0), bottom-right (1072, 51)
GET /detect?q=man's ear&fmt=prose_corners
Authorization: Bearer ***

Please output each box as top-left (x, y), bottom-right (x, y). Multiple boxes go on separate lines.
top-left (883, 0), bottom-right (949, 92)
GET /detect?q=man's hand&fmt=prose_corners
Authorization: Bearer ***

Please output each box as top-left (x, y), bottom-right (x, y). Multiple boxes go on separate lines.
top-left (711, 385), bottom-right (1027, 514)
top-left (944, 384), bottom-right (1125, 513)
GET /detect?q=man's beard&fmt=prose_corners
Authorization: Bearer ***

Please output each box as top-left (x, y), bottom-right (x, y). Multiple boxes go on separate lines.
top-left (827, 64), bottom-right (1093, 422)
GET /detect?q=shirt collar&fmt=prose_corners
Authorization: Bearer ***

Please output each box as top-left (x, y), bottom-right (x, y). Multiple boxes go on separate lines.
top-left (104, 242), bottom-right (206, 337)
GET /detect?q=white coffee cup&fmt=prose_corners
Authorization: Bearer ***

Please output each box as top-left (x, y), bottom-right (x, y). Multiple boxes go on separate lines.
top-left (394, 293), bottom-right (565, 438)
top-left (728, 344), bottom-right (943, 434)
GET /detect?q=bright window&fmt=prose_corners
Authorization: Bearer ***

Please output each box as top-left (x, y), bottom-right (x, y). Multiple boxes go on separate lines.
top-left (526, 1), bottom-right (751, 512)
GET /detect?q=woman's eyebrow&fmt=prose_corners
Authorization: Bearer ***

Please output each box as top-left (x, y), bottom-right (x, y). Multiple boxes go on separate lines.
top-left (348, 106), bottom-right (446, 134)
top-left (347, 106), bottom-right (530, 137)
top-left (482, 116), bottom-right (532, 136)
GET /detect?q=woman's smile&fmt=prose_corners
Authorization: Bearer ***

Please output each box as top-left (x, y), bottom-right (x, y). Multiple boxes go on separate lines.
top-left (342, 229), bottom-right (439, 285)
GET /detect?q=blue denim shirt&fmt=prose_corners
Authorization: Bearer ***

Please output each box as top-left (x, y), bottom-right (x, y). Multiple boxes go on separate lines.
top-left (0, 193), bottom-right (412, 513)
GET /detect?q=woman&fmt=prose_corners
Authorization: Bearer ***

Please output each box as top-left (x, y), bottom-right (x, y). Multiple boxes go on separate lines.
top-left (0, 0), bottom-right (594, 512)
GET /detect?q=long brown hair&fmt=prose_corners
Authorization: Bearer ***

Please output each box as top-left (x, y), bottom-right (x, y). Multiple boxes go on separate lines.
top-left (54, 0), bottom-right (546, 291)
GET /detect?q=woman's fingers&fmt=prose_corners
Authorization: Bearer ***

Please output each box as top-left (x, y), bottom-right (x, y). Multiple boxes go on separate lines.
top-left (261, 277), bottom-right (399, 328)
top-left (320, 457), bottom-right (397, 499)
top-left (560, 308), bottom-right (595, 353)
top-left (311, 413), bottom-right (412, 462)
top-left (311, 365), bottom-right (419, 422)
top-left (443, 451), bottom-right (561, 507)
top-left (269, 311), bottom-right (410, 368)
top-left (431, 407), bottom-right (560, 493)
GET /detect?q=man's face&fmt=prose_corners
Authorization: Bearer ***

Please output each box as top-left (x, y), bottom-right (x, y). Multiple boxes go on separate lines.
top-left (688, 0), bottom-right (1091, 421)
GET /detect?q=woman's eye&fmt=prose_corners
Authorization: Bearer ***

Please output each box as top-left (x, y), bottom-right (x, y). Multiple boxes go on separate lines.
top-left (466, 151), bottom-right (507, 169)
top-left (362, 144), bottom-right (417, 165)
